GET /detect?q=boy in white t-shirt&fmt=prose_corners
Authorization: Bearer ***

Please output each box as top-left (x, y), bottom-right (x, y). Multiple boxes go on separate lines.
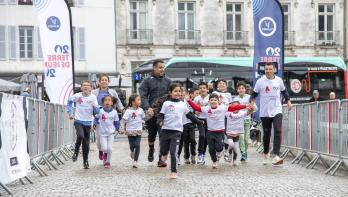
top-left (67, 81), bottom-right (99, 169)
top-left (187, 94), bottom-right (251, 169)
top-left (225, 101), bottom-right (253, 166)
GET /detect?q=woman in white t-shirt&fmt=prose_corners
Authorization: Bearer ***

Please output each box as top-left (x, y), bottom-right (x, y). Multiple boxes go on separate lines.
top-left (119, 94), bottom-right (150, 168)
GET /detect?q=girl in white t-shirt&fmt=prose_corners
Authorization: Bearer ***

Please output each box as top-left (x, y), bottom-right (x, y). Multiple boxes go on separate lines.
top-left (225, 101), bottom-right (253, 166)
top-left (157, 83), bottom-right (201, 179)
top-left (93, 95), bottom-right (120, 168)
top-left (119, 94), bottom-right (149, 168)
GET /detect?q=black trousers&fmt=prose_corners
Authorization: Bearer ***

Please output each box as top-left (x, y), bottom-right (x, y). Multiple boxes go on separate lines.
top-left (159, 129), bottom-right (182, 173)
top-left (182, 123), bottom-right (197, 159)
top-left (74, 122), bottom-right (91, 162)
top-left (207, 131), bottom-right (224, 162)
top-left (197, 119), bottom-right (208, 155)
top-left (146, 117), bottom-right (159, 143)
top-left (261, 114), bottom-right (283, 155)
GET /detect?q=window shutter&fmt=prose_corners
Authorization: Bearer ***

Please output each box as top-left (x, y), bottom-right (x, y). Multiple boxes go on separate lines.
top-left (8, 26), bottom-right (17, 60)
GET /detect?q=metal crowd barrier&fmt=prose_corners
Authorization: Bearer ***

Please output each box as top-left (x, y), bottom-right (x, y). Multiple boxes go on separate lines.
top-left (281, 100), bottom-right (348, 176)
top-left (0, 93), bottom-right (75, 195)
top-left (26, 97), bottom-right (75, 177)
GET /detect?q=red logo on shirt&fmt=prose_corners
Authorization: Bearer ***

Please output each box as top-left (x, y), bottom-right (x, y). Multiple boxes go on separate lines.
top-left (265, 86), bottom-right (270, 93)
top-left (207, 109), bottom-right (212, 115)
top-left (101, 114), bottom-right (107, 121)
top-left (131, 112), bottom-right (137, 119)
top-left (77, 97), bottom-right (83, 104)
top-left (168, 104), bottom-right (175, 111)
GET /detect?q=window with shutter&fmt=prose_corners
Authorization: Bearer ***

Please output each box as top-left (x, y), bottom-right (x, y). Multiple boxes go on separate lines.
top-left (0, 26), bottom-right (6, 60)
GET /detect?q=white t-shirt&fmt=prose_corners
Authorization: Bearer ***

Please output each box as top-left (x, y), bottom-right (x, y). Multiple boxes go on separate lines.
top-left (193, 94), bottom-right (210, 119)
top-left (254, 75), bottom-right (286, 117)
top-left (96, 108), bottom-right (119, 136)
top-left (233, 94), bottom-right (252, 120)
top-left (182, 100), bottom-right (193, 125)
top-left (213, 91), bottom-right (233, 105)
top-left (160, 100), bottom-right (190, 132)
top-left (201, 105), bottom-right (228, 131)
top-left (122, 107), bottom-right (145, 131)
top-left (226, 110), bottom-right (248, 135)
top-left (69, 93), bottom-right (98, 121)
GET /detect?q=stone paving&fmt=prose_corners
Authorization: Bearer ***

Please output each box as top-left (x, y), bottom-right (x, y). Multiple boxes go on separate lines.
top-left (2, 138), bottom-right (348, 197)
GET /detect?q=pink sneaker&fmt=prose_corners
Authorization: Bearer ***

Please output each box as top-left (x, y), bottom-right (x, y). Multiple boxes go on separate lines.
top-left (99, 151), bottom-right (103, 160)
top-left (103, 153), bottom-right (107, 162)
top-left (104, 162), bottom-right (111, 168)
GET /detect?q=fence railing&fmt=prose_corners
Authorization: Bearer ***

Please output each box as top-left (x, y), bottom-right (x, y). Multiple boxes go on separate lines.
top-left (0, 93), bottom-right (75, 195)
top-left (281, 100), bottom-right (348, 176)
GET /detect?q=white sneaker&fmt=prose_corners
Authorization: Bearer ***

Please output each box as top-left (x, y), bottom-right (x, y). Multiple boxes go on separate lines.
top-left (272, 156), bottom-right (284, 166)
top-left (216, 151), bottom-right (223, 161)
top-left (263, 153), bottom-right (270, 165)
top-left (212, 162), bottom-right (218, 169)
top-left (132, 161), bottom-right (138, 168)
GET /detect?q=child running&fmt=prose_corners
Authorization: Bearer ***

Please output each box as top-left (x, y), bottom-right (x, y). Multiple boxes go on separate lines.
top-left (187, 93), bottom-right (251, 169)
top-left (232, 81), bottom-right (257, 162)
top-left (225, 100), bottom-right (253, 166)
top-left (67, 80), bottom-right (99, 169)
top-left (193, 82), bottom-right (210, 165)
top-left (119, 94), bottom-right (148, 168)
top-left (157, 83), bottom-right (201, 179)
top-left (93, 95), bottom-right (120, 168)
top-left (178, 88), bottom-right (197, 165)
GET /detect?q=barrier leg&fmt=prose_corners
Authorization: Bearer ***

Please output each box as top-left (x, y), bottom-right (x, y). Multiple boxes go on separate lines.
top-left (41, 154), bottom-right (58, 170)
top-left (31, 159), bottom-right (48, 176)
top-left (306, 154), bottom-right (319, 168)
top-left (19, 178), bottom-right (25, 185)
top-left (56, 148), bottom-right (69, 161)
top-left (280, 148), bottom-right (289, 158)
top-left (24, 176), bottom-right (33, 184)
top-left (0, 182), bottom-right (12, 195)
top-left (291, 151), bottom-right (304, 164)
top-left (48, 151), bottom-right (64, 166)
top-left (330, 160), bottom-right (343, 176)
top-left (325, 159), bottom-right (340, 174)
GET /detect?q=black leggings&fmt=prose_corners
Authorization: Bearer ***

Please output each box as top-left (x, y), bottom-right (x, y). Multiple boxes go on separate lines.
top-left (261, 114), bottom-right (283, 155)
top-left (181, 123), bottom-right (196, 159)
top-left (128, 135), bottom-right (141, 161)
top-left (207, 131), bottom-right (224, 162)
top-left (74, 122), bottom-right (91, 162)
top-left (197, 119), bottom-right (208, 155)
top-left (159, 129), bottom-right (181, 173)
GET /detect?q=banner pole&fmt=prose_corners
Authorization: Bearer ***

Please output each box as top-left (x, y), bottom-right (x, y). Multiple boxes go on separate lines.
top-left (64, 0), bottom-right (75, 94)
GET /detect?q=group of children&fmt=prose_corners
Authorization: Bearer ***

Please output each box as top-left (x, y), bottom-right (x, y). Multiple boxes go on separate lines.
top-left (67, 79), bottom-right (255, 179)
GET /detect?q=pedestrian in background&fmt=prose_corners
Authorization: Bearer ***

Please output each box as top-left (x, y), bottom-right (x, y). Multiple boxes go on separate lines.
top-left (309, 90), bottom-right (323, 102)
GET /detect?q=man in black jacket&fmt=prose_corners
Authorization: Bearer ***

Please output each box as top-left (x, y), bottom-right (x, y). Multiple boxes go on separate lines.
top-left (309, 90), bottom-right (323, 102)
top-left (139, 59), bottom-right (171, 166)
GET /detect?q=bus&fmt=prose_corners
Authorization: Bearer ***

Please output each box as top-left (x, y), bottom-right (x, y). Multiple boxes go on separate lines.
top-left (133, 57), bottom-right (347, 103)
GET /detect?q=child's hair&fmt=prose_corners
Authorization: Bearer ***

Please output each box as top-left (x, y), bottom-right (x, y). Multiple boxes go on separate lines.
top-left (102, 95), bottom-right (116, 104)
top-left (209, 93), bottom-right (219, 100)
top-left (236, 81), bottom-right (247, 89)
top-left (168, 83), bottom-right (182, 94)
top-left (231, 100), bottom-right (240, 105)
top-left (188, 88), bottom-right (196, 95)
top-left (216, 79), bottom-right (227, 86)
top-left (81, 80), bottom-right (92, 87)
top-left (99, 73), bottom-right (110, 82)
top-left (127, 94), bottom-right (140, 107)
top-left (198, 82), bottom-right (208, 89)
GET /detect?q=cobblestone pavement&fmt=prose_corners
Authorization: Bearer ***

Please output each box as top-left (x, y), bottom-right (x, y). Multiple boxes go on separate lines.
top-left (2, 138), bottom-right (348, 197)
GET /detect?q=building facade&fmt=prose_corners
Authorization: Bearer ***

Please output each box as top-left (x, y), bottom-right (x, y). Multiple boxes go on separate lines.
top-left (0, 0), bottom-right (117, 92)
top-left (116, 0), bottom-right (345, 91)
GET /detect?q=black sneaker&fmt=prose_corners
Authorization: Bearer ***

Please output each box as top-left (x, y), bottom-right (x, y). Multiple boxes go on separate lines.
top-left (148, 148), bottom-right (154, 162)
top-left (157, 160), bottom-right (167, 167)
top-left (72, 152), bottom-right (78, 162)
top-left (83, 161), bottom-right (90, 169)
